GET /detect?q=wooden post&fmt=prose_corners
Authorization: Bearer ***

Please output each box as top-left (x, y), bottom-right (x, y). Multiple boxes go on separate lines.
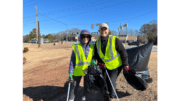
top-left (38, 21), bottom-right (40, 47)
top-left (35, 6), bottom-right (38, 41)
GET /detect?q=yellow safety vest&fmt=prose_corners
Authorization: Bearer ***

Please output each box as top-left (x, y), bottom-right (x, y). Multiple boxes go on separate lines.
top-left (72, 43), bottom-right (94, 76)
top-left (96, 35), bottom-right (122, 70)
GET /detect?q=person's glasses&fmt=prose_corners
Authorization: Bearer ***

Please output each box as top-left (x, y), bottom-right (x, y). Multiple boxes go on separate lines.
top-left (82, 36), bottom-right (90, 38)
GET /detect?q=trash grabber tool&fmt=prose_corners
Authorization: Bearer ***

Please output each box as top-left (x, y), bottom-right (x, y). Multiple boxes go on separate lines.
top-left (103, 64), bottom-right (119, 101)
top-left (66, 78), bottom-right (73, 101)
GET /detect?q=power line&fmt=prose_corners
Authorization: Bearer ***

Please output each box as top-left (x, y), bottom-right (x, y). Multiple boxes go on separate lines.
top-left (24, 17), bottom-right (35, 20)
top-left (25, 10), bottom-right (157, 25)
top-left (38, 13), bottom-right (68, 27)
top-left (67, 10), bottom-right (157, 25)
top-left (23, 10), bottom-right (156, 26)
top-left (23, 22), bottom-right (36, 26)
top-left (23, 15), bottom-right (35, 18)
top-left (41, 0), bottom-right (103, 15)
top-left (23, 0), bottom-right (144, 21)
top-left (23, 0), bottom-right (135, 25)
top-left (23, 0), bottom-right (35, 4)
top-left (41, 0), bottom-right (116, 15)
top-left (24, 0), bottom-right (47, 7)
top-left (23, 18), bottom-right (36, 22)
top-left (102, 10), bottom-right (157, 23)
top-left (68, 24), bottom-right (91, 25)
top-left (127, 10), bottom-right (157, 23)
top-left (39, 0), bottom-right (135, 22)
top-left (24, 8), bottom-right (156, 27)
top-left (25, 0), bottom-right (99, 19)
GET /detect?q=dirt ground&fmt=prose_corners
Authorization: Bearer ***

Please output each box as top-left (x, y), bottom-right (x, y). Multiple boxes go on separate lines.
top-left (23, 44), bottom-right (157, 101)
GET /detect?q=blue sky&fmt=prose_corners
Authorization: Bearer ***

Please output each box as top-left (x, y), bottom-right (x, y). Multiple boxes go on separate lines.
top-left (23, 0), bottom-right (157, 35)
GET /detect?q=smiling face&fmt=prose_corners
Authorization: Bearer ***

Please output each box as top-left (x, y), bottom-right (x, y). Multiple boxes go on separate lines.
top-left (100, 27), bottom-right (109, 37)
top-left (81, 34), bottom-right (90, 44)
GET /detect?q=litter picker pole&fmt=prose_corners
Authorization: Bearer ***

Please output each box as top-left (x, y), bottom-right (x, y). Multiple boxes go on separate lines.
top-left (105, 69), bottom-right (119, 101)
top-left (66, 81), bottom-right (71, 101)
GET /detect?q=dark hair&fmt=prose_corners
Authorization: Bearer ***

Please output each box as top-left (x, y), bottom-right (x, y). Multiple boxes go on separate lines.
top-left (109, 30), bottom-right (112, 35)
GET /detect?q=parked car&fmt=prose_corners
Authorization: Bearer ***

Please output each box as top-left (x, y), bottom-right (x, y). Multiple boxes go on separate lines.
top-left (23, 39), bottom-right (28, 42)
top-left (31, 40), bottom-right (37, 44)
top-left (128, 41), bottom-right (140, 46)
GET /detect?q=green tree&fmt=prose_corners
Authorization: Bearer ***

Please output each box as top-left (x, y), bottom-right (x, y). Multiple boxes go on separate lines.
top-left (33, 28), bottom-right (36, 35)
top-left (147, 33), bottom-right (156, 41)
top-left (29, 29), bottom-right (36, 39)
top-left (46, 34), bottom-right (53, 42)
top-left (24, 28), bottom-right (38, 42)
top-left (26, 35), bottom-right (31, 42)
top-left (42, 35), bottom-right (45, 38)
top-left (139, 20), bottom-right (157, 44)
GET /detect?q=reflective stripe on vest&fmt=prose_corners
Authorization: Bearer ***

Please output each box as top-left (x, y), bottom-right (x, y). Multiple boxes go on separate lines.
top-left (72, 43), bottom-right (94, 76)
top-left (76, 62), bottom-right (91, 66)
top-left (97, 36), bottom-right (120, 62)
top-left (96, 35), bottom-right (122, 70)
top-left (75, 44), bottom-right (81, 62)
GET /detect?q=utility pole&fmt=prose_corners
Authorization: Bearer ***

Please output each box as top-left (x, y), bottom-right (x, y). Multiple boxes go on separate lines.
top-left (66, 28), bottom-right (68, 41)
top-left (35, 6), bottom-right (38, 42)
top-left (119, 23), bottom-right (121, 37)
top-left (38, 21), bottom-right (40, 47)
top-left (118, 23), bottom-right (123, 37)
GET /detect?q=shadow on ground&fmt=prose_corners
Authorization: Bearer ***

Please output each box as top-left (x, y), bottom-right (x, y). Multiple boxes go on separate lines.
top-left (23, 81), bottom-right (131, 101)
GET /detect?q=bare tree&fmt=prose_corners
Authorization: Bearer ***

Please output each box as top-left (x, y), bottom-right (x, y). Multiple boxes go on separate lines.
top-left (135, 30), bottom-right (139, 36)
top-left (119, 29), bottom-right (126, 35)
top-left (51, 33), bottom-right (57, 41)
top-left (62, 28), bottom-right (81, 41)
top-left (129, 29), bottom-right (135, 36)
top-left (137, 34), bottom-right (148, 43)
top-left (149, 20), bottom-right (157, 25)
top-left (139, 20), bottom-right (157, 43)
top-left (71, 28), bottom-right (81, 34)
top-left (110, 30), bottom-right (117, 36)
top-left (92, 33), bottom-right (100, 39)
top-left (57, 31), bottom-right (66, 41)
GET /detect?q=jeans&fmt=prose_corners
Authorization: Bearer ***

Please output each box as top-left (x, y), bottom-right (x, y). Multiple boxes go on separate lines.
top-left (102, 66), bottom-right (123, 98)
top-left (69, 75), bottom-right (87, 99)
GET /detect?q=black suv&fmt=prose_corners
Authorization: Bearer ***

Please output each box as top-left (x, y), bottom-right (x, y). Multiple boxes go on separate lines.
top-left (128, 41), bottom-right (140, 46)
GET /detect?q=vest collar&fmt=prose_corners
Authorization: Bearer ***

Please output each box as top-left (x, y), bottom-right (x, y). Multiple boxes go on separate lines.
top-left (101, 34), bottom-right (109, 41)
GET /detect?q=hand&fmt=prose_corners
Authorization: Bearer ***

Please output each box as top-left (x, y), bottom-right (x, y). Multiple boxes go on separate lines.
top-left (100, 63), bottom-right (106, 69)
top-left (124, 66), bottom-right (129, 71)
top-left (92, 61), bottom-right (97, 65)
top-left (69, 73), bottom-right (73, 81)
top-left (83, 68), bottom-right (88, 75)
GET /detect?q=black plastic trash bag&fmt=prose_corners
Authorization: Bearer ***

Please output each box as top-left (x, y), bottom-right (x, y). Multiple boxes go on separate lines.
top-left (84, 65), bottom-right (108, 92)
top-left (121, 42), bottom-right (153, 91)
